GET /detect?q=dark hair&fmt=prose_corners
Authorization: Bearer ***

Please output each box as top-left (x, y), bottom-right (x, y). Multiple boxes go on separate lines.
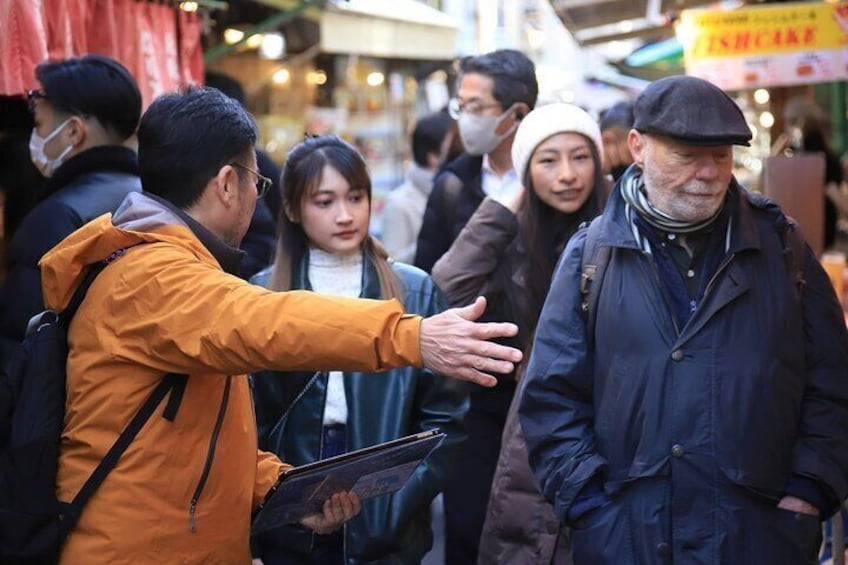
top-left (35, 54), bottom-right (141, 140)
top-left (599, 101), bottom-right (634, 132)
top-left (204, 70), bottom-right (246, 107)
top-left (460, 49), bottom-right (538, 111)
top-left (270, 135), bottom-right (402, 300)
top-left (411, 112), bottom-right (452, 167)
top-left (504, 135), bottom-right (606, 344)
top-left (138, 87), bottom-right (258, 208)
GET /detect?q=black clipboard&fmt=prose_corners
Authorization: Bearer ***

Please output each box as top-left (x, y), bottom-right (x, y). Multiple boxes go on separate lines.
top-left (251, 429), bottom-right (444, 536)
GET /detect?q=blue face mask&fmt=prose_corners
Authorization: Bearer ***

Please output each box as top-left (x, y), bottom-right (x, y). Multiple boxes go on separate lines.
top-left (29, 118), bottom-right (73, 178)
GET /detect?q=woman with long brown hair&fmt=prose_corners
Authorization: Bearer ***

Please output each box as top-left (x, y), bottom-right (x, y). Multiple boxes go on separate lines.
top-left (432, 103), bottom-right (608, 563)
top-left (250, 134), bottom-right (467, 564)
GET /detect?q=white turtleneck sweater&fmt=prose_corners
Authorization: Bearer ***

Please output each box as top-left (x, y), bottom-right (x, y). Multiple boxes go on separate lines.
top-left (307, 248), bottom-right (363, 426)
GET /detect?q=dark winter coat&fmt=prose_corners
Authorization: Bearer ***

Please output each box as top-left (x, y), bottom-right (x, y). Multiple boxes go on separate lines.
top-left (250, 256), bottom-right (468, 564)
top-left (0, 146), bottom-right (140, 365)
top-left (520, 180), bottom-right (848, 564)
top-left (433, 197), bottom-right (600, 565)
top-left (432, 198), bottom-right (525, 415)
top-left (414, 153), bottom-right (483, 273)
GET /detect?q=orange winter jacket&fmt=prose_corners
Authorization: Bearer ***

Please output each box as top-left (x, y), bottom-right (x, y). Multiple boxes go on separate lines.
top-left (39, 193), bottom-right (423, 564)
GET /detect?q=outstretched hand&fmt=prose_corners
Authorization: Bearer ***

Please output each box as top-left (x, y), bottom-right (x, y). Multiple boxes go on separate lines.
top-left (300, 491), bottom-right (361, 535)
top-left (419, 296), bottom-right (522, 387)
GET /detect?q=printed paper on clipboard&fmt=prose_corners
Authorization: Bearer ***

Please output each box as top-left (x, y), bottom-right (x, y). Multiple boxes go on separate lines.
top-left (251, 429), bottom-right (444, 536)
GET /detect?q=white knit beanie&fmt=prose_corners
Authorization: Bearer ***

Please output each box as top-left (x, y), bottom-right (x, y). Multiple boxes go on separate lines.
top-left (511, 103), bottom-right (603, 181)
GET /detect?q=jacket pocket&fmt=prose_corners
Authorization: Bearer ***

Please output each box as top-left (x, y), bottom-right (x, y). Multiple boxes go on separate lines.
top-left (721, 477), bottom-right (821, 564)
top-left (569, 499), bottom-right (631, 564)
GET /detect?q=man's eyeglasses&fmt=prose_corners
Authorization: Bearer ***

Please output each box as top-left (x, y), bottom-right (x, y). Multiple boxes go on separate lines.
top-left (230, 162), bottom-right (272, 199)
top-left (447, 97), bottom-right (501, 119)
top-left (27, 89), bottom-right (46, 113)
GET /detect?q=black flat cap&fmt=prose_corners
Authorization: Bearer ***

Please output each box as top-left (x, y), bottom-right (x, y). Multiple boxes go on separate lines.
top-left (633, 75), bottom-right (751, 147)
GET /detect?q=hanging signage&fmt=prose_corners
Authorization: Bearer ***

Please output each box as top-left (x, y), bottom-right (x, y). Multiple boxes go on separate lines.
top-left (677, 1), bottom-right (848, 90)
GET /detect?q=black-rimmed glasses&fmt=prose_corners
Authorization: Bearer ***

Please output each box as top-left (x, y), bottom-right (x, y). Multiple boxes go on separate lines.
top-left (230, 162), bottom-right (272, 199)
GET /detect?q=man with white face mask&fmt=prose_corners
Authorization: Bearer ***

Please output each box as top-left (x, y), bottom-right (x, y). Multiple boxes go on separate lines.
top-left (414, 49), bottom-right (537, 275)
top-left (0, 55), bottom-right (142, 364)
top-left (412, 49), bottom-right (538, 565)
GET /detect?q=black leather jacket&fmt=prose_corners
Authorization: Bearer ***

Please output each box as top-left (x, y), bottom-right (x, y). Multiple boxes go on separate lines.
top-left (250, 255), bottom-right (468, 564)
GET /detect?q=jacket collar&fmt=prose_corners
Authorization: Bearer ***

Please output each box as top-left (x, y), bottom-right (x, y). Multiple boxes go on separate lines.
top-left (143, 193), bottom-right (245, 276)
top-left (292, 250), bottom-right (380, 298)
top-left (46, 145), bottom-right (138, 193)
top-left (598, 177), bottom-right (761, 255)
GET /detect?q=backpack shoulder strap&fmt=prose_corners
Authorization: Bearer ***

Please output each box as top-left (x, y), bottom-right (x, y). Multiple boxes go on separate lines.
top-left (579, 216), bottom-right (611, 346)
top-left (747, 191), bottom-right (807, 298)
top-left (776, 215), bottom-right (807, 298)
top-left (59, 247), bottom-right (135, 327)
top-left (55, 244), bottom-right (189, 536)
top-left (60, 373), bottom-right (188, 536)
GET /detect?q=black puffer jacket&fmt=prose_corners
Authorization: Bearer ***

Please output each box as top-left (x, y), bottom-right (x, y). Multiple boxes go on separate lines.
top-left (0, 146), bottom-right (140, 365)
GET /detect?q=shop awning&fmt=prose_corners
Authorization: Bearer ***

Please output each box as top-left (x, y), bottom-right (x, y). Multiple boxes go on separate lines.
top-left (318, 0), bottom-right (459, 60)
top-left (549, 0), bottom-right (748, 46)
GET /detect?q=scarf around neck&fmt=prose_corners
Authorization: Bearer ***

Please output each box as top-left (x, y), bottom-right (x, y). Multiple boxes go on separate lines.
top-left (620, 165), bottom-right (723, 234)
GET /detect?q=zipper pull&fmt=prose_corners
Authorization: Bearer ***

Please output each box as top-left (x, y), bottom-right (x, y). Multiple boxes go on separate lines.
top-left (189, 499), bottom-right (198, 533)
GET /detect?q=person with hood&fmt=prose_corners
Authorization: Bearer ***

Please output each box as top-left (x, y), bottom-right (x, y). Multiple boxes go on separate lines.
top-left (432, 103), bottom-right (607, 564)
top-left (520, 75), bottom-right (848, 564)
top-left (381, 111), bottom-right (452, 263)
top-left (40, 87), bottom-right (523, 564)
top-left (251, 134), bottom-right (467, 564)
top-left (0, 55), bottom-right (142, 365)
top-left (413, 49), bottom-right (538, 275)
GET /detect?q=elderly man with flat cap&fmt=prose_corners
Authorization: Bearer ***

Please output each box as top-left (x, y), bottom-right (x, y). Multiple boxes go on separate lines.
top-left (518, 75), bottom-right (848, 564)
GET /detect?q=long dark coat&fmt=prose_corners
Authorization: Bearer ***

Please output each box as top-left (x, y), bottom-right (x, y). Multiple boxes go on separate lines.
top-left (521, 182), bottom-right (848, 564)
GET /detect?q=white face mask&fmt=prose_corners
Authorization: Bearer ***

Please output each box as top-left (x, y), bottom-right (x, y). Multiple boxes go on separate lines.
top-left (457, 105), bottom-right (518, 156)
top-left (29, 118), bottom-right (74, 178)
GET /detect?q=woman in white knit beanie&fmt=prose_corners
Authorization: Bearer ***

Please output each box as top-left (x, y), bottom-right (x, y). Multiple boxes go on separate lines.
top-left (432, 102), bottom-right (609, 564)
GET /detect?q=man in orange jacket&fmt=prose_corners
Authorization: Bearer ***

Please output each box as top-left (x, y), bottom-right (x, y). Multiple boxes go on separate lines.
top-left (40, 87), bottom-right (522, 563)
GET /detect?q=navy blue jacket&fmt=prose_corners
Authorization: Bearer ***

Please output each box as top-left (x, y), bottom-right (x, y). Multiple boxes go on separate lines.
top-left (0, 146), bottom-right (140, 365)
top-left (520, 181), bottom-right (848, 564)
top-left (250, 256), bottom-right (468, 564)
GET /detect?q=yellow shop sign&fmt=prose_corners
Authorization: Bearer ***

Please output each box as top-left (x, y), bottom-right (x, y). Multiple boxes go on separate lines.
top-left (678, 1), bottom-right (848, 90)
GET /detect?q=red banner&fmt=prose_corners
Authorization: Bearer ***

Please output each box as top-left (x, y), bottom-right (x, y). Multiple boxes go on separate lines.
top-left (0, 0), bottom-right (48, 96)
top-left (0, 0), bottom-right (205, 106)
top-left (178, 9), bottom-right (204, 88)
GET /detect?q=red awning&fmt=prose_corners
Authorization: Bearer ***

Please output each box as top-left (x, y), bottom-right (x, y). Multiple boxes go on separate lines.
top-left (0, 0), bottom-right (204, 107)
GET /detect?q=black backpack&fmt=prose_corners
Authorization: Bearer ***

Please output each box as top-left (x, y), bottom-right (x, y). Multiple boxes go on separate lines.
top-left (0, 247), bottom-right (186, 563)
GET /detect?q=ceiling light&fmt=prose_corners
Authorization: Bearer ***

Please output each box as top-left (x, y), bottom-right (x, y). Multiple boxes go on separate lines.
top-left (260, 32), bottom-right (285, 59)
top-left (272, 69), bottom-right (290, 85)
top-left (224, 28), bottom-right (245, 45)
top-left (246, 34), bottom-right (263, 50)
top-left (366, 72), bottom-right (385, 87)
